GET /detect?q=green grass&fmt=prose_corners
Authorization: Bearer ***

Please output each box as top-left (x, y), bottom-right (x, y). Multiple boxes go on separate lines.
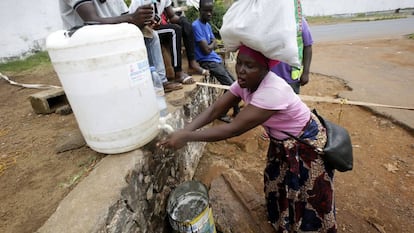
top-left (0, 51), bottom-right (51, 73)
top-left (59, 155), bottom-right (100, 189)
top-left (307, 12), bottom-right (409, 25)
top-left (407, 34), bottom-right (414, 39)
top-left (351, 14), bottom-right (407, 22)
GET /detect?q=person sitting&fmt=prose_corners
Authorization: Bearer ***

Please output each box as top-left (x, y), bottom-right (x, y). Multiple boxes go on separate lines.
top-left (59, 0), bottom-right (183, 93)
top-left (192, 0), bottom-right (240, 122)
top-left (159, 45), bottom-right (337, 232)
top-left (156, 13), bottom-right (194, 84)
top-left (129, 0), bottom-right (209, 85)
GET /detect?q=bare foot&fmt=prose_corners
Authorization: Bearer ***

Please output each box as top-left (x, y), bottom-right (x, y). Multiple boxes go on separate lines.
top-left (189, 60), bottom-right (210, 76)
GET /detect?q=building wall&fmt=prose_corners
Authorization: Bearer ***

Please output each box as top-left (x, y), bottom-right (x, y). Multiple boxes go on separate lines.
top-left (0, 0), bottom-right (62, 62)
top-left (0, 0), bottom-right (414, 62)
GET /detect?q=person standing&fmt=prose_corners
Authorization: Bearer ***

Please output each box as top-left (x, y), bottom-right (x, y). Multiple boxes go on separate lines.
top-left (59, 0), bottom-right (182, 92)
top-left (192, 0), bottom-right (240, 121)
top-left (271, 17), bottom-right (313, 94)
top-left (159, 45), bottom-right (337, 232)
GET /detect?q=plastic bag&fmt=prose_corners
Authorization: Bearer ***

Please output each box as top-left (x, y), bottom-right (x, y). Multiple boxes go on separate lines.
top-left (220, 0), bottom-right (301, 67)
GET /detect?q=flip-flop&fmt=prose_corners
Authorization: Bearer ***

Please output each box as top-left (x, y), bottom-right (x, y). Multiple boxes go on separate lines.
top-left (163, 81), bottom-right (183, 93)
top-left (176, 73), bottom-right (195, 85)
top-left (218, 115), bottom-right (232, 123)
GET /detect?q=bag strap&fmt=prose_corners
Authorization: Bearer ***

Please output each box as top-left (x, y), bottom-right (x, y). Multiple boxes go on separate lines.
top-left (280, 130), bottom-right (323, 153)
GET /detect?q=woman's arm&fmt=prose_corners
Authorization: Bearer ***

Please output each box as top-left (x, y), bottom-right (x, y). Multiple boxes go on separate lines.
top-left (184, 91), bottom-right (238, 131)
top-left (159, 92), bottom-right (276, 149)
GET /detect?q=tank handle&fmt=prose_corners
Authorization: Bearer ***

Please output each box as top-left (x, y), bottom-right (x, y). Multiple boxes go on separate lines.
top-left (65, 22), bottom-right (101, 37)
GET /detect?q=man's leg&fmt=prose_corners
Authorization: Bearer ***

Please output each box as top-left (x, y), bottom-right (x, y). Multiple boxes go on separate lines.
top-left (157, 24), bottom-right (183, 73)
top-left (178, 16), bottom-right (195, 63)
top-left (157, 24), bottom-right (193, 84)
top-left (178, 16), bottom-right (206, 74)
top-left (200, 61), bottom-right (235, 86)
top-left (145, 31), bottom-right (182, 92)
top-left (145, 32), bottom-right (167, 83)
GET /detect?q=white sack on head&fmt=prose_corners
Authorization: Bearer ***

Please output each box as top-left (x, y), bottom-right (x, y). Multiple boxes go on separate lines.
top-left (220, 0), bottom-right (301, 67)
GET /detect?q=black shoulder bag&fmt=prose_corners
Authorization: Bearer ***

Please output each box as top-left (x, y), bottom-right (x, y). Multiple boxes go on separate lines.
top-left (282, 109), bottom-right (353, 172)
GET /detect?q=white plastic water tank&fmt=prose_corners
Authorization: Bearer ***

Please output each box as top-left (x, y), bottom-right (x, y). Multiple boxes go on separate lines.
top-left (46, 23), bottom-right (159, 154)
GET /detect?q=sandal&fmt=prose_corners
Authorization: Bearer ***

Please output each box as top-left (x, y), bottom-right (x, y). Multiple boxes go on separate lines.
top-left (163, 81), bottom-right (183, 93)
top-left (218, 115), bottom-right (232, 123)
top-left (176, 72), bottom-right (195, 85)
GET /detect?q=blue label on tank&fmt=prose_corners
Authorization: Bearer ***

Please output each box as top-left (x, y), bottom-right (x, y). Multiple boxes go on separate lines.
top-left (129, 59), bottom-right (150, 86)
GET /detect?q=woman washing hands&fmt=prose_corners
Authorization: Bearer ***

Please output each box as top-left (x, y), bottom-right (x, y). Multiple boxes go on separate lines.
top-left (159, 45), bottom-right (337, 232)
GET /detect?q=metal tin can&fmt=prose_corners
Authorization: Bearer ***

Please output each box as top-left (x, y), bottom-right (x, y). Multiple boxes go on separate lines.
top-left (167, 181), bottom-right (216, 233)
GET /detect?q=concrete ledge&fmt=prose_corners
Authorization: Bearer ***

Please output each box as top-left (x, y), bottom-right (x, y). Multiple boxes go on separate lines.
top-left (38, 74), bottom-right (218, 232)
top-left (29, 87), bottom-right (68, 114)
top-left (38, 150), bottom-right (147, 233)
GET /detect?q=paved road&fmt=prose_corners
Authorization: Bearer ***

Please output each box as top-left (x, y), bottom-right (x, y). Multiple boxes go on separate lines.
top-left (309, 17), bottom-right (414, 131)
top-left (311, 17), bottom-right (414, 42)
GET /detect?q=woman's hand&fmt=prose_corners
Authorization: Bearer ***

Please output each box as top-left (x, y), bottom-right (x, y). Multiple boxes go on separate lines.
top-left (158, 130), bottom-right (189, 150)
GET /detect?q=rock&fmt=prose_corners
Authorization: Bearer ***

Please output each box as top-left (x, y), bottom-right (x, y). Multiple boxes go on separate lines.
top-left (383, 163), bottom-right (399, 173)
top-left (55, 104), bottom-right (72, 115)
top-left (226, 130), bottom-right (259, 153)
top-left (209, 169), bottom-right (274, 233)
top-left (55, 130), bottom-right (86, 153)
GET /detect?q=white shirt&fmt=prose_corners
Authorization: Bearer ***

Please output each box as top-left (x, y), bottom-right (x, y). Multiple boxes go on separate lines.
top-left (129, 0), bottom-right (172, 18)
top-left (60, 0), bottom-right (128, 29)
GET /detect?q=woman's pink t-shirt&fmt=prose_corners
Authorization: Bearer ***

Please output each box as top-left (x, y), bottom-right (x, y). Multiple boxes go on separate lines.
top-left (229, 72), bottom-right (310, 139)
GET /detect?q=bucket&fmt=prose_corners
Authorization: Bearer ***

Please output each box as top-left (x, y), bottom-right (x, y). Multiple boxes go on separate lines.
top-left (167, 181), bottom-right (216, 233)
top-left (46, 23), bottom-right (159, 154)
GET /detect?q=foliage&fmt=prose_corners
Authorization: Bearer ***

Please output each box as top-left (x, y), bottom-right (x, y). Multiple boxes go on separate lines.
top-left (0, 52), bottom-right (51, 72)
top-left (185, 0), bottom-right (229, 38)
top-left (124, 0), bottom-right (131, 6)
top-left (306, 12), bottom-right (408, 25)
top-left (185, 6), bottom-right (199, 25)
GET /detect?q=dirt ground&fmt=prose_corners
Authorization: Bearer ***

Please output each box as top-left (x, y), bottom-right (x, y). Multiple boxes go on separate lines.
top-left (1, 38), bottom-right (414, 233)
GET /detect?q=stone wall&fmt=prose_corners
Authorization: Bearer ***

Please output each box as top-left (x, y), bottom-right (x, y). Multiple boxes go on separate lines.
top-left (37, 78), bottom-right (222, 233)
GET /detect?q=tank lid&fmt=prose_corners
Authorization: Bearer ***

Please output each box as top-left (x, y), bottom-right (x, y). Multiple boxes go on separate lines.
top-left (46, 23), bottom-right (142, 49)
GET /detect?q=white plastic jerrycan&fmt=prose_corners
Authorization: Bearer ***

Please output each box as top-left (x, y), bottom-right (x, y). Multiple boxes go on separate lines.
top-left (46, 23), bottom-right (160, 154)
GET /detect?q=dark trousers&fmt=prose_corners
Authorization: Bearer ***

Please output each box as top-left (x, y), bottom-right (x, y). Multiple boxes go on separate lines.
top-left (156, 16), bottom-right (196, 73)
top-left (178, 16), bottom-right (196, 62)
top-left (199, 61), bottom-right (235, 86)
top-left (157, 24), bottom-right (183, 73)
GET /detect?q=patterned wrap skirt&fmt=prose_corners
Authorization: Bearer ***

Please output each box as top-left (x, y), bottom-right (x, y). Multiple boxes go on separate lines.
top-left (264, 112), bottom-right (337, 233)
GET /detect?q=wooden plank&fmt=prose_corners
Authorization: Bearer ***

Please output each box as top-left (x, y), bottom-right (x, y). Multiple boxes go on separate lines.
top-left (196, 82), bottom-right (414, 110)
